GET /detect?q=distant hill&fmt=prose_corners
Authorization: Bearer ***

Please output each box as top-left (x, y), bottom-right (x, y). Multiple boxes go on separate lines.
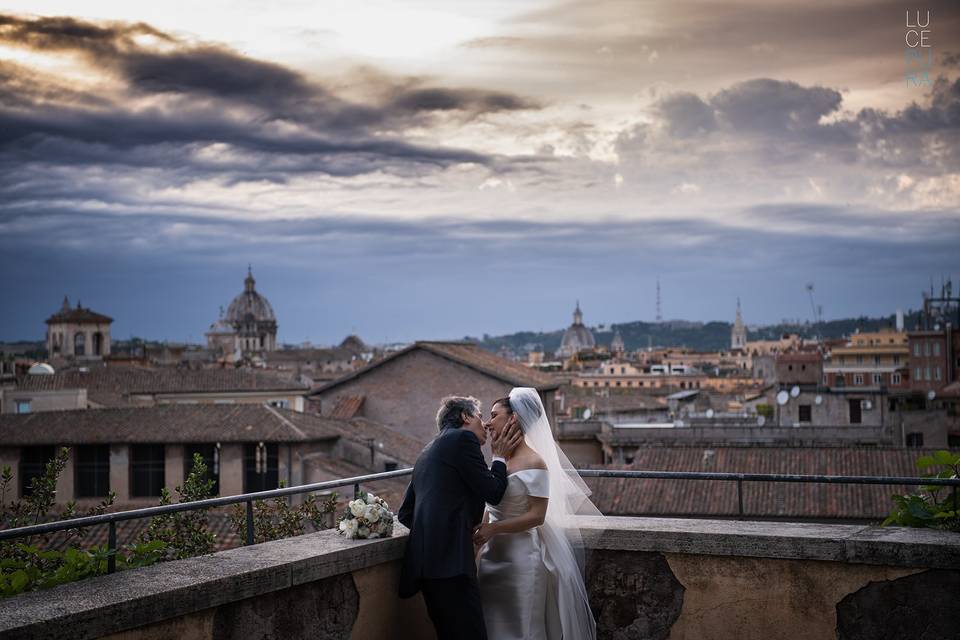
top-left (473, 310), bottom-right (924, 354)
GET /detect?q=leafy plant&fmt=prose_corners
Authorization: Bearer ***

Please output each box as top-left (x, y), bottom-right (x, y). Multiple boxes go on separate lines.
top-left (0, 447), bottom-right (152, 598)
top-left (755, 404), bottom-right (774, 419)
top-left (137, 453), bottom-right (217, 560)
top-left (884, 449), bottom-right (960, 531)
top-left (230, 485), bottom-right (338, 544)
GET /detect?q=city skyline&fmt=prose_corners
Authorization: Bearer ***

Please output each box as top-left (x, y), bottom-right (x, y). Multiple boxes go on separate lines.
top-left (1, 2), bottom-right (958, 343)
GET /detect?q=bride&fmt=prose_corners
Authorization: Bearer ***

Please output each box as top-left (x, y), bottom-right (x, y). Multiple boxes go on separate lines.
top-left (473, 387), bottom-right (599, 640)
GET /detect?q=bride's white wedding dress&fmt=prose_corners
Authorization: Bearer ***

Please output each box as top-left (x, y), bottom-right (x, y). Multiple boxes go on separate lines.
top-left (477, 469), bottom-right (555, 639)
top-left (475, 387), bottom-right (598, 640)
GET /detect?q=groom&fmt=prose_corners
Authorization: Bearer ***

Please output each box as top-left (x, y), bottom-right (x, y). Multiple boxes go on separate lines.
top-left (398, 395), bottom-right (522, 640)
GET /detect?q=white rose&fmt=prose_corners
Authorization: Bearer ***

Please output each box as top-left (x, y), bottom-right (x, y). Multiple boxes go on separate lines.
top-left (362, 504), bottom-right (381, 523)
top-left (368, 531), bottom-right (380, 539)
top-left (339, 519), bottom-right (348, 532)
top-left (349, 500), bottom-right (365, 518)
top-left (343, 518), bottom-right (359, 538)
top-left (366, 492), bottom-right (376, 503)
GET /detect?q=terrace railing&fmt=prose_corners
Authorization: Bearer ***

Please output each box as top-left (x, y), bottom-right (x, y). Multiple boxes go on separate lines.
top-left (1, 468), bottom-right (957, 573)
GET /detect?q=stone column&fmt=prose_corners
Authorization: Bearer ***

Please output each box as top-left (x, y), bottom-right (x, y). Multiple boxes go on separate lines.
top-left (109, 444), bottom-right (130, 503)
top-left (219, 443), bottom-right (244, 497)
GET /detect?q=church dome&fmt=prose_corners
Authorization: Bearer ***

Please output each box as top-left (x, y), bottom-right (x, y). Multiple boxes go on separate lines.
top-left (559, 301), bottom-right (595, 357)
top-left (225, 268), bottom-right (276, 324)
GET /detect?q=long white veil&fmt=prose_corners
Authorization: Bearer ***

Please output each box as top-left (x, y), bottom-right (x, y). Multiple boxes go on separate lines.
top-left (508, 387), bottom-right (600, 640)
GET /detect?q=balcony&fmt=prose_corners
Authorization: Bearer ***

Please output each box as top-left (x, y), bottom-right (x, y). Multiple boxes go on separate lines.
top-left (1, 515), bottom-right (958, 639)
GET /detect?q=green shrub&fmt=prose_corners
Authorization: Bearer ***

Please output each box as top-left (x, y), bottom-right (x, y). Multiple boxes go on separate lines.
top-left (230, 485), bottom-right (338, 544)
top-left (883, 450), bottom-right (960, 531)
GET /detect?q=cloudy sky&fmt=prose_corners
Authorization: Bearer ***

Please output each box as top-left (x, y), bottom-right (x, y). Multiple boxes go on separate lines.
top-left (1, 1), bottom-right (958, 345)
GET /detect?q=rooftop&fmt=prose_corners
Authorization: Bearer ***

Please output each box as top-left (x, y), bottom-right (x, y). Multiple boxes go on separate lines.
top-left (312, 341), bottom-right (558, 394)
top-left (588, 446), bottom-right (946, 520)
top-left (0, 404), bottom-right (343, 444)
top-left (14, 366), bottom-right (309, 406)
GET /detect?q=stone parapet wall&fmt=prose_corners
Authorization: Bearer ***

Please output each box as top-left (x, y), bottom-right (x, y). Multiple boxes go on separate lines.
top-left (0, 517), bottom-right (958, 639)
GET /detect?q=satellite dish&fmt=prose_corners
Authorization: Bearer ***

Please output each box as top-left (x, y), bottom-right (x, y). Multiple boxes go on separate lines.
top-left (927, 390), bottom-right (936, 401)
top-left (776, 390), bottom-right (790, 406)
top-left (757, 415), bottom-right (766, 427)
top-left (790, 385), bottom-right (801, 398)
top-left (582, 408), bottom-right (592, 419)
top-left (705, 409), bottom-right (715, 419)
top-left (814, 395), bottom-right (823, 406)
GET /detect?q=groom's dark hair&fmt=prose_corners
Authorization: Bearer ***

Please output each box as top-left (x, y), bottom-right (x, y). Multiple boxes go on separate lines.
top-left (436, 396), bottom-right (481, 432)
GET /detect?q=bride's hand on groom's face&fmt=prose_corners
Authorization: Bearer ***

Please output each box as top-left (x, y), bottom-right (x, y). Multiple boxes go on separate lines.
top-left (490, 421), bottom-right (523, 458)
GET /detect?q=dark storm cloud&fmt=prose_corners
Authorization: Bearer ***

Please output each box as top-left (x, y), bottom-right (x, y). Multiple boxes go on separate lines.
top-left (654, 92), bottom-right (715, 138)
top-left (0, 13), bottom-right (539, 182)
top-left (711, 79), bottom-right (844, 138)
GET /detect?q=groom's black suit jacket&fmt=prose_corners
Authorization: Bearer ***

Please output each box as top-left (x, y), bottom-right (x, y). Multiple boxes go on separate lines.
top-left (397, 426), bottom-right (508, 598)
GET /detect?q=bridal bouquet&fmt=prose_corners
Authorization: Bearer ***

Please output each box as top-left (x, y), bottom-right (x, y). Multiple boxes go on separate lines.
top-left (338, 492), bottom-right (395, 539)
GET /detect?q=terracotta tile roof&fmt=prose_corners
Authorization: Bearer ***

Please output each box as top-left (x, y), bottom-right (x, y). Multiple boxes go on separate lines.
top-left (15, 367), bottom-right (308, 403)
top-left (0, 404), bottom-right (343, 445)
top-left (330, 395), bottom-right (365, 419)
top-left (585, 446), bottom-right (951, 520)
top-left (332, 417), bottom-right (427, 465)
top-left (940, 381), bottom-right (960, 398)
top-left (312, 341), bottom-right (559, 394)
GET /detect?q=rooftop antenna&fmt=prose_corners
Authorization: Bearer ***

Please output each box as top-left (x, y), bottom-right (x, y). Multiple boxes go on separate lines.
top-left (805, 283), bottom-right (824, 351)
top-left (656, 278), bottom-right (662, 323)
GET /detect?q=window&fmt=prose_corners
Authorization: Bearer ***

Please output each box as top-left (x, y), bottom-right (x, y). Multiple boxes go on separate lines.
top-left (924, 342), bottom-right (931, 357)
top-left (906, 433), bottom-right (924, 447)
top-left (267, 399), bottom-right (290, 409)
top-left (849, 399), bottom-right (862, 424)
top-left (913, 343), bottom-right (921, 357)
top-left (798, 405), bottom-right (812, 423)
top-left (839, 356), bottom-right (846, 364)
top-left (835, 375), bottom-right (845, 387)
top-left (184, 444), bottom-right (220, 496)
top-left (130, 444), bottom-right (165, 497)
top-left (19, 446), bottom-right (55, 497)
top-left (925, 367), bottom-right (931, 381)
top-left (853, 374), bottom-right (864, 385)
top-left (892, 373), bottom-right (902, 385)
top-left (874, 356), bottom-right (881, 366)
top-left (15, 400), bottom-right (31, 414)
top-left (894, 355), bottom-right (901, 365)
top-left (384, 462), bottom-right (398, 472)
top-left (949, 434), bottom-right (960, 448)
top-left (856, 355), bottom-right (864, 365)
top-left (243, 442), bottom-right (279, 492)
top-left (76, 445), bottom-right (110, 497)
top-left (615, 381), bottom-right (621, 387)
top-left (620, 367), bottom-right (626, 374)
top-left (935, 367), bottom-right (942, 381)
top-left (915, 367), bottom-right (922, 381)
top-left (933, 342), bottom-right (941, 357)
top-left (872, 373), bottom-right (883, 386)
top-left (74, 332), bottom-right (85, 356)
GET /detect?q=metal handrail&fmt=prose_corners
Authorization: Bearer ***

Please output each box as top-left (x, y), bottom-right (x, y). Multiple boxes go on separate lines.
top-left (1, 468), bottom-right (957, 573)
